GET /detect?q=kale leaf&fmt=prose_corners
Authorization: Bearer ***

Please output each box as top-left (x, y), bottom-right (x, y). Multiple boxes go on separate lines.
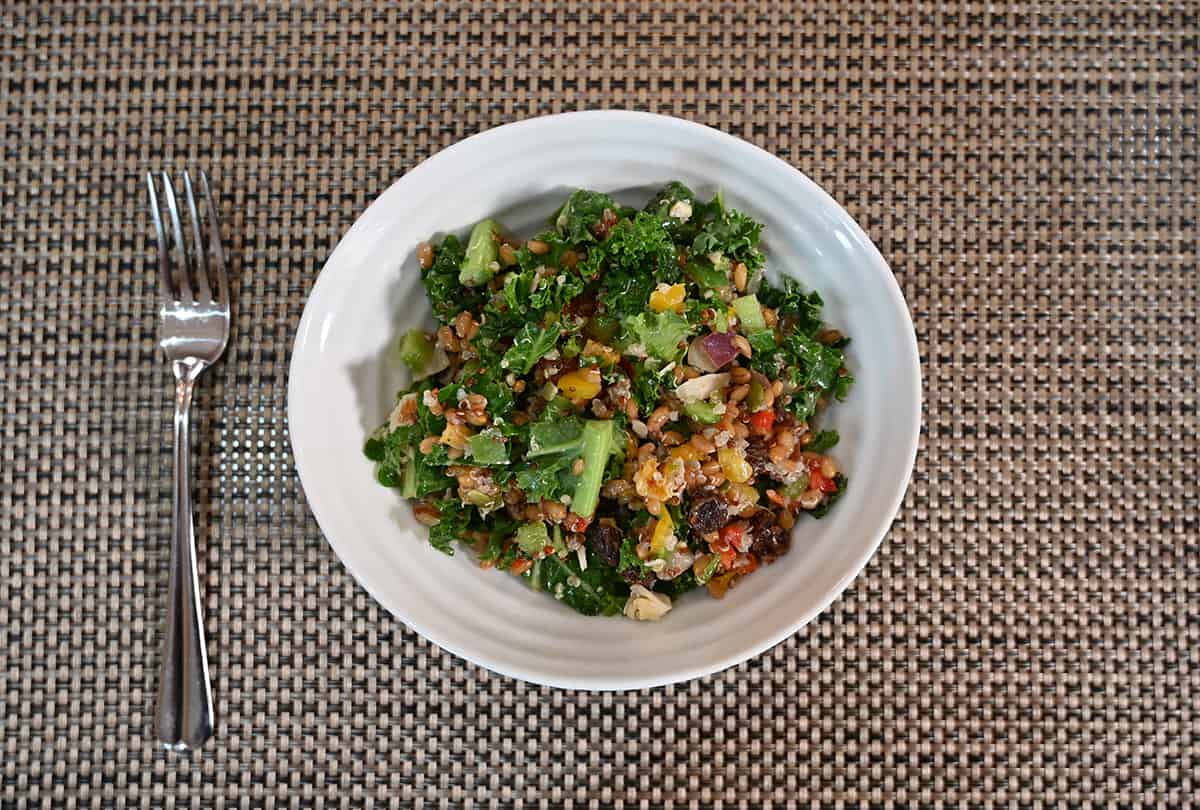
top-left (691, 208), bottom-right (765, 271)
top-left (501, 323), bottom-right (560, 375)
top-left (554, 189), bottom-right (617, 243)
top-left (597, 212), bottom-right (680, 319)
top-left (421, 235), bottom-right (485, 324)
top-left (808, 474), bottom-right (848, 518)
top-left (804, 429), bottom-right (840, 453)
top-left (623, 310), bottom-right (693, 362)
top-left (427, 498), bottom-right (471, 555)
top-left (539, 550), bottom-right (629, 616)
top-left (757, 277), bottom-right (824, 335)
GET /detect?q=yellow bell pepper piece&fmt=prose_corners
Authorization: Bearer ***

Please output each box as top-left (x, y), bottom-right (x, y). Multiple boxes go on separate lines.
top-left (718, 447), bottom-right (753, 484)
top-left (557, 367), bottom-right (602, 401)
top-left (649, 283), bottom-right (686, 314)
top-left (650, 510), bottom-right (675, 555)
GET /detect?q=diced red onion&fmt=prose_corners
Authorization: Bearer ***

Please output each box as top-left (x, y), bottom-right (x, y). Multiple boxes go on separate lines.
top-left (692, 332), bottom-right (738, 370)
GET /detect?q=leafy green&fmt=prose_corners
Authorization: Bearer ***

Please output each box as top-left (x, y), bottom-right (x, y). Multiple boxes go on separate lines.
top-left (501, 323), bottom-right (560, 375)
top-left (757, 277), bottom-right (824, 335)
top-left (747, 330), bottom-right (777, 355)
top-left (618, 536), bottom-right (653, 578)
top-left (691, 208), bottom-right (764, 271)
top-left (428, 499), bottom-right (470, 555)
top-left (555, 189), bottom-right (617, 243)
top-left (629, 361), bottom-right (665, 415)
top-left (516, 521), bottom-right (550, 555)
top-left (833, 372), bottom-right (854, 401)
top-left (540, 551), bottom-right (628, 616)
top-left (808, 474), bottom-right (848, 518)
top-left (421, 235), bottom-right (484, 324)
top-left (468, 429), bottom-right (509, 465)
top-left (457, 363), bottom-right (516, 420)
top-left (751, 332), bottom-right (846, 419)
top-left (597, 212), bottom-right (680, 318)
top-left (623, 311), bottom-right (693, 362)
top-left (527, 417), bottom-right (584, 457)
top-left (804, 430), bottom-right (840, 453)
top-left (684, 260), bottom-right (728, 289)
top-left (644, 181), bottom-right (698, 239)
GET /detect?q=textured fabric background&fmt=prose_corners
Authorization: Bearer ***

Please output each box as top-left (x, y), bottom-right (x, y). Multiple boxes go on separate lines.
top-left (2, 2), bottom-right (1197, 807)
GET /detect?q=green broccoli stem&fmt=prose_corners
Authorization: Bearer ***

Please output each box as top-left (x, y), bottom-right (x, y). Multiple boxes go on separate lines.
top-left (570, 420), bottom-right (613, 519)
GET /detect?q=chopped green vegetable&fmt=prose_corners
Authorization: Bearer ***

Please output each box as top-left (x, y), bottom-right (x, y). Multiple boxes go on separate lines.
top-left (684, 260), bottom-right (729, 289)
top-left (805, 430), bottom-right (840, 453)
top-left (809, 475), bottom-right (848, 518)
top-left (527, 417), bottom-right (584, 457)
top-left (732, 294), bottom-right (768, 334)
top-left (697, 554), bottom-right (722, 585)
top-left (516, 521), bottom-right (550, 555)
top-left (623, 311), bottom-right (693, 362)
top-left (570, 420), bottom-right (614, 519)
top-left (459, 218), bottom-right (501, 287)
top-left (555, 189), bottom-right (617, 243)
top-left (501, 323), bottom-right (560, 375)
top-left (682, 399), bottom-right (723, 424)
top-left (468, 429), bottom-right (509, 465)
top-left (539, 552), bottom-right (627, 616)
top-left (398, 329), bottom-right (434, 371)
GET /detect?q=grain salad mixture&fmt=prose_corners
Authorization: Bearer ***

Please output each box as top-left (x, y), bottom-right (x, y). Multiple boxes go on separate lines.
top-left (365, 183), bottom-right (853, 620)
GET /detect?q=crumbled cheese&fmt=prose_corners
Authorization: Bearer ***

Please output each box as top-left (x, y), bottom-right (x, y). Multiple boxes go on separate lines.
top-left (631, 420), bottom-right (649, 438)
top-left (567, 575), bottom-right (581, 588)
top-left (669, 200), bottom-right (693, 221)
top-left (559, 494), bottom-right (573, 506)
top-left (422, 389), bottom-right (439, 410)
top-left (675, 372), bottom-right (731, 404)
top-left (456, 388), bottom-right (470, 403)
top-left (556, 274), bottom-right (566, 286)
top-left (623, 585), bottom-right (673, 621)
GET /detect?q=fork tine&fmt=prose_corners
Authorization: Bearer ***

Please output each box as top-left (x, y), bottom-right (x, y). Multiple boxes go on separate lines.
top-left (198, 170), bottom-right (229, 307)
top-left (146, 173), bottom-right (177, 301)
top-left (181, 171), bottom-right (212, 303)
top-left (160, 172), bottom-right (193, 302)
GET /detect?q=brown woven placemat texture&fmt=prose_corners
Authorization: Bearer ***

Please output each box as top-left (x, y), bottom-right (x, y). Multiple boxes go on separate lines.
top-left (2, 2), bottom-right (1197, 807)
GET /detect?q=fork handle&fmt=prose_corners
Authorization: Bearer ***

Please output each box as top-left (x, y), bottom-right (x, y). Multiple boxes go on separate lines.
top-left (156, 360), bottom-right (215, 749)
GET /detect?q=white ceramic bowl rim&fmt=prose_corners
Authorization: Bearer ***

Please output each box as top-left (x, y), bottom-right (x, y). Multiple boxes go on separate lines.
top-left (289, 110), bottom-right (921, 690)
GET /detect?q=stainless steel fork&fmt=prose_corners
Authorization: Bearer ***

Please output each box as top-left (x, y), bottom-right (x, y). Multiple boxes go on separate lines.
top-left (146, 170), bottom-right (230, 750)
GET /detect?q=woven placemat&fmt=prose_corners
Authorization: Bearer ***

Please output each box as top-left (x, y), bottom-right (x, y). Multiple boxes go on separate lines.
top-left (2, 2), bottom-right (1197, 807)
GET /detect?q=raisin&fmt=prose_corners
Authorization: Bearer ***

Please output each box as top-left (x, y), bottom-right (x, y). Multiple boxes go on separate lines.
top-left (748, 509), bottom-right (790, 561)
top-left (688, 494), bottom-right (728, 535)
top-left (586, 519), bottom-right (622, 568)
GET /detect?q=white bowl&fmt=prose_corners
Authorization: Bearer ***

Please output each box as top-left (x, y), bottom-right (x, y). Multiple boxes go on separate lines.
top-left (288, 111), bottom-right (920, 690)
